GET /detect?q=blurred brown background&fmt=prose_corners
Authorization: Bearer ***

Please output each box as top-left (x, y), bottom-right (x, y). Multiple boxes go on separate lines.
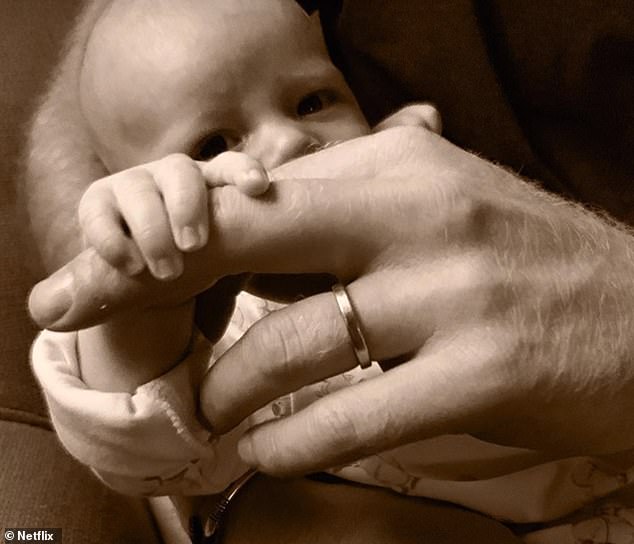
top-left (0, 0), bottom-right (83, 432)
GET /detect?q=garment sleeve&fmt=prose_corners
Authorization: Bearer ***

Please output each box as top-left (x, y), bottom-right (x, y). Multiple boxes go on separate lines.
top-left (30, 329), bottom-right (250, 496)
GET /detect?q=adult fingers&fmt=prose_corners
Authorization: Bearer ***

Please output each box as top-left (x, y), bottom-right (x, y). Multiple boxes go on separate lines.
top-left (78, 181), bottom-right (145, 275)
top-left (30, 177), bottom-right (386, 328)
top-left (200, 250), bottom-right (497, 433)
top-left (236, 326), bottom-right (510, 476)
top-left (27, 242), bottom-right (223, 331)
top-left (112, 168), bottom-right (183, 280)
top-left (29, 247), bottom-right (150, 330)
top-left (200, 270), bottom-right (436, 434)
top-left (29, 128), bottom-right (449, 329)
top-left (153, 154), bottom-right (209, 252)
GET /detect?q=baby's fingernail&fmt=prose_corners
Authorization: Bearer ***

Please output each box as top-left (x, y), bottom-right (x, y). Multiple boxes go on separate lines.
top-left (124, 256), bottom-right (145, 276)
top-left (28, 272), bottom-right (74, 327)
top-left (179, 226), bottom-right (202, 251)
top-left (151, 256), bottom-right (183, 281)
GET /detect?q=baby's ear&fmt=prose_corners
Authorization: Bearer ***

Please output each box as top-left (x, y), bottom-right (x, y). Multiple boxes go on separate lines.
top-left (373, 103), bottom-right (443, 136)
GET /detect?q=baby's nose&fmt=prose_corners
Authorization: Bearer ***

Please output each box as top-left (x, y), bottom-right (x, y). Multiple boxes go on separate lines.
top-left (246, 120), bottom-right (319, 169)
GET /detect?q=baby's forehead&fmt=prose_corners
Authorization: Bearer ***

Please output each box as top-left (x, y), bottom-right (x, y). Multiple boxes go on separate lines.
top-left (80, 0), bottom-right (335, 166)
top-left (92, 0), bottom-right (325, 76)
top-left (104, 0), bottom-right (316, 39)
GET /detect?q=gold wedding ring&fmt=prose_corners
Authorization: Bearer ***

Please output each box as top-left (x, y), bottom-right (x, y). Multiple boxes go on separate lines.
top-left (332, 283), bottom-right (372, 369)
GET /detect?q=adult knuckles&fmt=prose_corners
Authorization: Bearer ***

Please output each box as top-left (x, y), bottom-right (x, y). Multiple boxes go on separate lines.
top-left (371, 126), bottom-right (432, 175)
top-left (240, 310), bottom-right (307, 384)
top-left (455, 252), bottom-right (510, 318)
top-left (443, 189), bottom-right (493, 243)
top-left (376, 124), bottom-right (432, 151)
top-left (247, 429), bottom-right (288, 474)
top-left (306, 399), bottom-right (363, 459)
top-left (373, 141), bottom-right (498, 245)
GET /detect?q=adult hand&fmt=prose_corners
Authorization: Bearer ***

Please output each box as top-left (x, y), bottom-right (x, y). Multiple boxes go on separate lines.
top-left (28, 127), bottom-right (634, 474)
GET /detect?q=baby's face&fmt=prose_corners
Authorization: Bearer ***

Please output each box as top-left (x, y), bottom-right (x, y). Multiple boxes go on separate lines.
top-left (81, 0), bottom-right (370, 172)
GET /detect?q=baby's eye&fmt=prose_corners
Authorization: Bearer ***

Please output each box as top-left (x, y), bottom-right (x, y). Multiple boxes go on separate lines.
top-left (191, 134), bottom-right (230, 161)
top-left (297, 91), bottom-right (330, 117)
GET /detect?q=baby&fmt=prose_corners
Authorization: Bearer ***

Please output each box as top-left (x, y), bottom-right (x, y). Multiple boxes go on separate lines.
top-left (32, 0), bottom-right (442, 535)
top-left (77, 0), bottom-right (439, 283)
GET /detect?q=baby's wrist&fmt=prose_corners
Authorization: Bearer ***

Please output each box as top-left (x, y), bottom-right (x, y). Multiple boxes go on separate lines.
top-left (77, 303), bottom-right (195, 393)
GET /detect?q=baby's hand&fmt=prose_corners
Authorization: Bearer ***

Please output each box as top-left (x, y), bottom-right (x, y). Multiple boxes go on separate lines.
top-left (78, 152), bottom-right (269, 280)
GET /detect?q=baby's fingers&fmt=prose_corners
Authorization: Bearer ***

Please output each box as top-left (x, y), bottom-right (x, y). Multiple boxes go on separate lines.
top-left (152, 154), bottom-right (209, 252)
top-left (199, 151), bottom-right (270, 196)
top-left (78, 181), bottom-right (145, 276)
top-left (112, 169), bottom-right (183, 281)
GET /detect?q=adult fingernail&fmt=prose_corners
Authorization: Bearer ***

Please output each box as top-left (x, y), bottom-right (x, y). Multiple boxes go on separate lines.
top-left (237, 435), bottom-right (257, 466)
top-left (28, 272), bottom-right (73, 328)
